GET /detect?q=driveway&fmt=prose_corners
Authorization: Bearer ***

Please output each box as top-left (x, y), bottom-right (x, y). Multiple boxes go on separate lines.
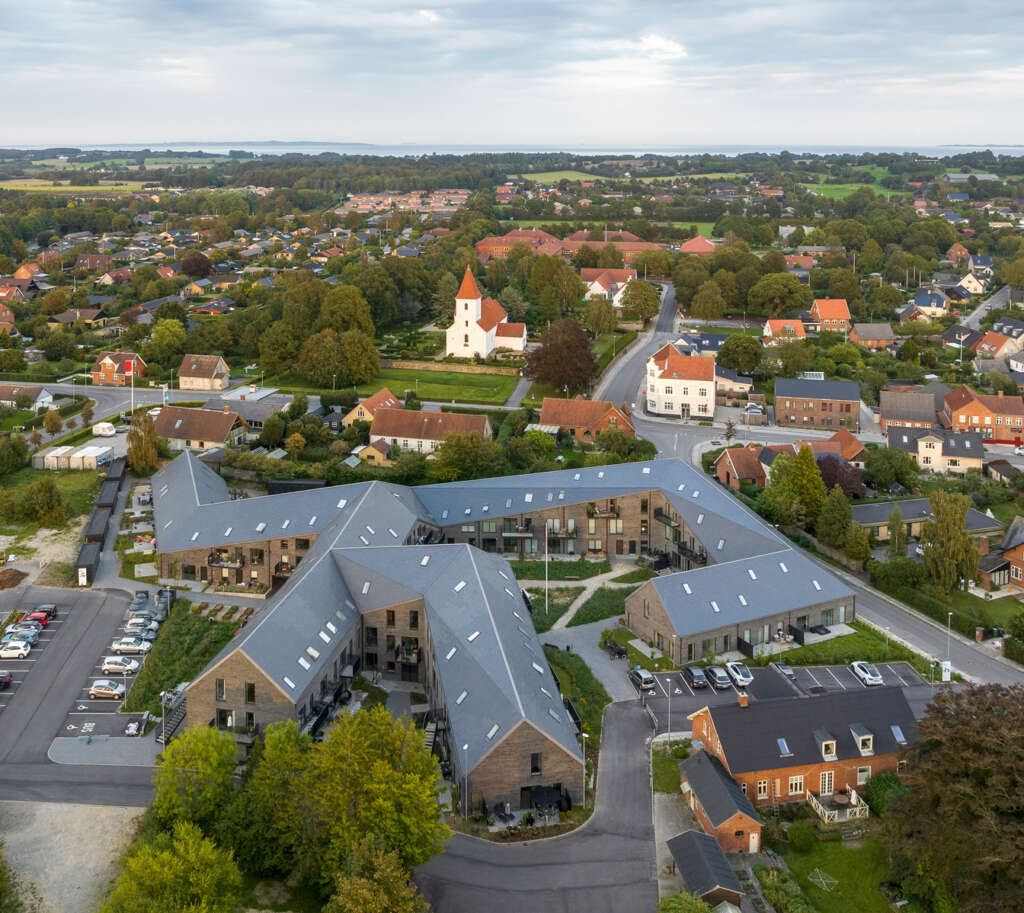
top-left (415, 701), bottom-right (657, 913)
top-left (544, 619), bottom-right (637, 702)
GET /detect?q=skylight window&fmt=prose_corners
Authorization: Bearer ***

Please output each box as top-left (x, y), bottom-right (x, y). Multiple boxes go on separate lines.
top-left (525, 492), bottom-right (533, 503)
top-left (486, 724), bottom-right (500, 739)
top-left (711, 600), bottom-right (720, 613)
top-left (464, 507), bottom-right (471, 515)
top-left (597, 471), bottom-right (604, 478)
top-left (498, 570), bottom-right (508, 580)
top-left (546, 492), bottom-right (553, 502)
top-left (748, 568), bottom-right (757, 580)
top-left (504, 587), bottom-right (514, 597)
top-left (359, 535), bottom-right (368, 545)
top-left (642, 466), bottom-right (651, 474)
top-left (441, 509), bottom-right (448, 519)
top-left (326, 621), bottom-right (336, 634)
top-left (467, 630), bottom-right (479, 642)
top-left (297, 657), bottom-right (310, 670)
top-left (318, 631), bottom-right (330, 643)
top-left (691, 489), bottom-right (700, 498)
top-left (777, 738), bottom-right (793, 757)
top-left (779, 561), bottom-right (789, 573)
top-left (255, 522), bottom-right (266, 533)
top-left (558, 490), bottom-right (565, 499)
top-left (547, 708), bottom-right (561, 722)
top-left (697, 513), bottom-right (705, 525)
top-left (532, 662), bottom-right (544, 674)
top-left (191, 531), bottom-right (199, 541)
top-left (361, 581), bottom-right (371, 595)
top-left (717, 538), bottom-right (725, 550)
top-left (812, 579), bottom-right (822, 591)
top-left (891, 725), bottom-right (907, 745)
top-left (482, 504), bottom-right (489, 512)
top-left (282, 519), bottom-right (290, 529)
top-left (574, 473), bottom-right (581, 481)
top-left (224, 526), bottom-right (232, 536)
top-left (683, 583), bottom-right (692, 595)
top-left (677, 483), bottom-right (685, 491)
top-left (365, 525), bottom-right (374, 534)
top-left (309, 515), bottom-right (317, 526)
top-left (420, 555), bottom-right (430, 566)
top-left (388, 528), bottom-right (397, 538)
top-left (738, 595), bottom-right (747, 606)
top-left (505, 498), bottom-right (513, 508)
top-left (512, 611), bottom-right (523, 621)
top-left (306, 646), bottom-right (320, 660)
top-left (445, 647), bottom-right (457, 660)
top-left (540, 687), bottom-right (552, 698)
top-left (337, 498), bottom-right (347, 509)
top-left (456, 690), bottom-right (467, 704)
top-left (283, 676), bottom-right (296, 689)
top-left (454, 580), bottom-right (467, 592)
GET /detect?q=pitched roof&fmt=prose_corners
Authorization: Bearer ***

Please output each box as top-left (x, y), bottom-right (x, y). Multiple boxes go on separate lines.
top-left (353, 387), bottom-right (400, 417)
top-left (478, 297), bottom-right (508, 332)
top-left (945, 385), bottom-right (1024, 417)
top-left (681, 750), bottom-right (760, 827)
top-left (667, 831), bottom-right (743, 900)
top-left (851, 497), bottom-right (1002, 532)
top-left (887, 426), bottom-right (984, 458)
top-left (177, 354), bottom-right (227, 380)
top-left (765, 319), bottom-right (805, 337)
top-left (456, 267), bottom-right (482, 300)
top-left (370, 407), bottom-right (489, 442)
top-left (812, 298), bottom-right (851, 320)
top-left (92, 350), bottom-right (145, 372)
top-left (649, 343), bottom-right (715, 381)
top-left (0, 383), bottom-right (43, 403)
top-left (715, 445), bottom-right (763, 481)
top-left (579, 267), bottom-right (637, 286)
top-left (153, 406), bottom-right (245, 443)
top-left (680, 236), bottom-right (717, 255)
top-left (852, 323), bottom-right (895, 341)
top-left (822, 429), bottom-right (864, 462)
top-left (495, 321), bottom-right (526, 338)
top-left (880, 391), bottom-right (939, 425)
top-left (1001, 516), bottom-right (1024, 551)
top-left (539, 397), bottom-right (634, 434)
top-left (975, 331), bottom-right (1013, 353)
top-left (774, 377), bottom-right (860, 401)
top-left (700, 688), bottom-right (918, 774)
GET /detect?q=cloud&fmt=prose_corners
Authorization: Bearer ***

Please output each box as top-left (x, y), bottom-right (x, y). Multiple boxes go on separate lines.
top-left (418, 8), bottom-right (440, 22)
top-left (637, 33), bottom-right (685, 60)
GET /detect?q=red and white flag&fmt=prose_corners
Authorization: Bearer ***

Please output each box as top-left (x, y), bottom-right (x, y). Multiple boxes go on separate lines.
top-left (124, 359), bottom-right (134, 377)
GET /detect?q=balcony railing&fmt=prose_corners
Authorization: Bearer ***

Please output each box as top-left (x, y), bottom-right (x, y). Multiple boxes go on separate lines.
top-left (208, 553), bottom-right (244, 568)
top-left (273, 562), bottom-right (294, 576)
top-left (653, 508), bottom-right (679, 528)
top-left (587, 504), bottom-right (619, 518)
top-left (678, 544), bottom-right (707, 565)
top-left (502, 521), bottom-right (533, 537)
top-left (546, 527), bottom-right (577, 538)
top-left (806, 787), bottom-right (870, 823)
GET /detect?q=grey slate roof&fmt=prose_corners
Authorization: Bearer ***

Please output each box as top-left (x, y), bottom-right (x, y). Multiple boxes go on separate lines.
top-left (886, 427), bottom-right (984, 458)
top-left (774, 377), bottom-right (860, 402)
top-left (1001, 516), bottom-right (1024, 550)
top-left (667, 831), bottom-right (743, 900)
top-left (880, 391), bottom-right (938, 425)
top-left (681, 750), bottom-right (759, 826)
top-left (852, 322), bottom-right (895, 341)
top-left (702, 687), bottom-right (917, 774)
top-left (941, 325), bottom-right (982, 349)
top-left (851, 497), bottom-right (1002, 532)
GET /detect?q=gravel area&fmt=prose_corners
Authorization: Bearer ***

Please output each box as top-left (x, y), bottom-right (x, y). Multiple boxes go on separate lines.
top-left (0, 800), bottom-right (142, 913)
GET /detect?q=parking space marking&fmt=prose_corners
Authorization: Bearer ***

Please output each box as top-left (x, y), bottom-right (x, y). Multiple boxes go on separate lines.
top-left (824, 667), bottom-right (847, 690)
top-left (676, 673), bottom-right (694, 698)
top-left (883, 663), bottom-right (908, 686)
top-left (654, 676), bottom-right (669, 698)
top-left (802, 667), bottom-right (823, 689)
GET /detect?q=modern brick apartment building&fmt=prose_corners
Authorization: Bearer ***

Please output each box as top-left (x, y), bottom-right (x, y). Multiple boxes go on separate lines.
top-left (774, 378), bottom-right (860, 431)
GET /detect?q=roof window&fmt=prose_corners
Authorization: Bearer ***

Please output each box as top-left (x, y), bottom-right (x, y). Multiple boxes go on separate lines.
top-left (506, 498), bottom-right (513, 508)
top-left (777, 738), bottom-right (793, 757)
top-left (683, 583), bottom-right (692, 595)
top-left (297, 657), bottom-right (310, 670)
top-left (388, 528), bottom-right (397, 538)
top-left (337, 498), bottom-right (347, 509)
top-left (738, 594), bottom-right (747, 606)
top-left (717, 539), bottom-right (725, 550)
top-left (748, 568), bottom-right (757, 580)
top-left (697, 513), bottom-right (705, 525)
top-left (441, 509), bottom-right (449, 519)
top-left (454, 580), bottom-right (467, 592)
top-left (255, 522), bottom-right (266, 533)
top-left (318, 631), bottom-right (330, 644)
top-left (283, 676), bottom-right (296, 689)
top-left (467, 630), bottom-right (480, 642)
top-left (642, 466), bottom-right (651, 474)
top-left (711, 600), bottom-right (720, 613)
top-left (224, 526), bottom-right (232, 536)
top-left (445, 647), bottom-right (457, 660)
top-left (361, 581), bottom-right (370, 595)
top-left (779, 561), bottom-right (789, 573)
top-left (532, 662), bottom-right (544, 674)
top-left (525, 492), bottom-right (533, 503)
top-left (456, 690), bottom-right (467, 704)
top-left (306, 646), bottom-right (320, 660)
top-left (282, 519), bottom-right (290, 529)
top-left (325, 621), bottom-right (336, 634)
top-left (190, 531), bottom-right (199, 541)
top-left (359, 535), bottom-right (368, 545)
top-left (420, 555), bottom-right (430, 566)
top-left (309, 515), bottom-right (317, 526)
top-left (486, 724), bottom-right (500, 740)
top-left (812, 579), bottom-right (822, 591)
top-left (365, 525), bottom-right (374, 534)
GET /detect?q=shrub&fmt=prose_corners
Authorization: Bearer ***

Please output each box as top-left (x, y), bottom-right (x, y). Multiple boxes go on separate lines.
top-left (863, 769), bottom-right (907, 816)
top-left (787, 819), bottom-right (816, 853)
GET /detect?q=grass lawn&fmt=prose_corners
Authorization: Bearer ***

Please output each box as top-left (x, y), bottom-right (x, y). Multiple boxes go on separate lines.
top-left (799, 182), bottom-right (907, 200)
top-left (123, 600), bottom-right (236, 716)
top-left (510, 556), bottom-right (611, 581)
top-left (947, 588), bottom-right (1022, 628)
top-left (593, 330), bottom-right (638, 375)
top-left (988, 500), bottom-right (1017, 526)
top-left (513, 170), bottom-right (605, 183)
top-left (784, 837), bottom-right (891, 913)
top-left (0, 410), bottom-right (36, 431)
top-left (269, 367), bottom-right (519, 405)
top-left (527, 586), bottom-right (585, 634)
top-left (2, 466), bottom-right (102, 518)
top-left (602, 626), bottom-right (680, 672)
top-left (352, 674), bottom-right (388, 710)
top-left (543, 646), bottom-right (611, 741)
top-left (642, 173), bottom-right (751, 182)
top-left (35, 561), bottom-right (76, 587)
top-left (611, 567), bottom-right (656, 584)
top-left (567, 585), bottom-right (638, 626)
top-left (520, 380), bottom-right (558, 408)
top-left (652, 744), bottom-right (683, 793)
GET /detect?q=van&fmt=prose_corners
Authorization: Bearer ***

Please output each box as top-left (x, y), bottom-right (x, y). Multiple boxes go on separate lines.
top-left (92, 422), bottom-right (116, 437)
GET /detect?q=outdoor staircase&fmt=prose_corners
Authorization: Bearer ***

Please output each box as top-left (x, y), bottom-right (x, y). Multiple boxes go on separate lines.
top-left (156, 699), bottom-right (187, 745)
top-left (423, 721), bottom-right (437, 753)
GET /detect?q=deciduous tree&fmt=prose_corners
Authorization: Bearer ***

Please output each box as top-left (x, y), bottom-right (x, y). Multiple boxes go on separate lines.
top-left (152, 726), bottom-right (237, 828)
top-left (42, 410), bottom-right (62, 436)
top-left (433, 432), bottom-right (506, 482)
top-left (817, 485), bottom-right (853, 548)
top-left (284, 432), bottom-right (307, 459)
top-left (298, 329), bottom-right (345, 388)
top-left (620, 280), bottom-right (661, 322)
top-left (717, 334), bottom-right (762, 376)
top-left (324, 839), bottom-right (428, 913)
top-left (524, 318), bottom-right (595, 395)
top-left (690, 281), bottom-right (725, 323)
top-left (920, 490), bottom-right (979, 593)
top-left (126, 412), bottom-right (159, 475)
top-left (585, 297), bottom-right (617, 337)
top-left (319, 285), bottom-right (375, 337)
top-left (339, 330), bottom-right (380, 385)
top-left (746, 272), bottom-right (811, 316)
top-left (182, 250), bottom-right (213, 277)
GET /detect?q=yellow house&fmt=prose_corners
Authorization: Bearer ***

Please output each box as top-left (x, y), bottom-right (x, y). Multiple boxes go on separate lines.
top-left (885, 427), bottom-right (984, 475)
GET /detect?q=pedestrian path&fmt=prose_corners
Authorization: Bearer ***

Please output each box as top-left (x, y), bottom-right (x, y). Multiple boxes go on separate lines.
top-left (517, 560), bottom-right (644, 631)
top-left (504, 375), bottom-right (533, 408)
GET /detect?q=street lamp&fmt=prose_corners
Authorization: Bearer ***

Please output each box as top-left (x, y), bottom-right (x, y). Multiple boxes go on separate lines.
top-left (884, 626), bottom-right (890, 657)
top-left (332, 373), bottom-right (337, 390)
top-left (668, 635), bottom-right (677, 746)
top-left (947, 612), bottom-right (953, 660)
top-left (581, 732), bottom-right (589, 810)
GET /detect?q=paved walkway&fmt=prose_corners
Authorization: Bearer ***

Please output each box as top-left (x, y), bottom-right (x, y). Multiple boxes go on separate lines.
top-left (544, 619), bottom-right (636, 702)
top-left (653, 789), bottom-right (695, 896)
top-left (48, 734), bottom-right (160, 767)
top-left (505, 375), bottom-right (533, 408)
top-left (519, 561), bottom-right (641, 631)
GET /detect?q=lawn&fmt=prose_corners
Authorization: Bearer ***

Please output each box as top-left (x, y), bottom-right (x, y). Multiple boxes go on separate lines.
top-left (947, 588), bottom-right (1021, 629)
top-left (611, 567), bottom-right (656, 584)
top-left (593, 330), bottom-right (638, 375)
top-left (640, 173), bottom-right (751, 182)
top-left (567, 585), bottom-right (638, 627)
top-left (543, 646), bottom-right (611, 741)
top-left (526, 586), bottom-right (585, 634)
top-left (510, 556), bottom-right (611, 580)
top-left (268, 367), bottom-right (519, 405)
top-left (0, 409), bottom-right (36, 431)
top-left (602, 626), bottom-right (680, 672)
top-left (799, 182), bottom-right (907, 200)
top-left (783, 837), bottom-right (891, 913)
top-left (513, 170), bottom-right (606, 183)
top-left (670, 221), bottom-right (717, 236)
top-left (123, 600), bottom-right (236, 716)
top-left (2, 466), bottom-right (102, 518)
top-left (652, 743), bottom-right (683, 793)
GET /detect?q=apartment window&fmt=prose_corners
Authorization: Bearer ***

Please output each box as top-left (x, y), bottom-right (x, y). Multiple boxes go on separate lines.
top-left (588, 519), bottom-right (596, 534)
top-left (859, 735), bottom-right (873, 753)
top-left (215, 678), bottom-right (225, 702)
top-left (643, 599), bottom-right (650, 618)
top-left (244, 711), bottom-right (255, 732)
top-left (1013, 566), bottom-right (1022, 582)
top-left (641, 499), bottom-right (648, 513)
top-left (788, 775), bottom-right (804, 796)
top-left (244, 682), bottom-right (256, 704)
top-left (897, 759), bottom-right (908, 772)
top-left (461, 524), bottom-right (475, 533)
top-left (701, 637), bottom-right (715, 655)
top-left (530, 752), bottom-right (542, 775)
top-left (386, 610), bottom-right (396, 626)
top-left (409, 610), bottom-right (419, 630)
top-left (296, 538), bottom-right (310, 550)
top-left (609, 519), bottom-right (623, 534)
top-left (280, 540), bottom-right (288, 550)
top-left (756, 780), bottom-right (768, 799)
top-left (857, 766), bottom-right (872, 786)
top-left (588, 539), bottom-right (602, 552)
top-left (665, 386), bottom-right (673, 394)
top-left (482, 521), bottom-right (496, 533)
top-left (365, 626), bottom-right (378, 646)
top-left (249, 548), bottom-right (264, 565)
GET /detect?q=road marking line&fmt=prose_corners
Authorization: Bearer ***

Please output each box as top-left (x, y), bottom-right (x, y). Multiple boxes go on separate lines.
top-left (654, 676), bottom-right (669, 698)
top-left (884, 663), bottom-right (908, 686)
top-left (677, 673), bottom-right (694, 697)
top-left (803, 668), bottom-right (823, 688)
top-left (825, 668), bottom-right (847, 690)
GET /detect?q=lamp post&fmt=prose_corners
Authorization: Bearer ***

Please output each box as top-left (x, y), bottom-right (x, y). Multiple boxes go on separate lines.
top-left (947, 612), bottom-right (953, 660)
top-left (668, 634), bottom-right (677, 747)
top-left (581, 732), bottom-right (589, 810)
top-left (544, 520), bottom-right (549, 618)
top-left (884, 626), bottom-right (890, 657)
top-left (462, 743), bottom-right (469, 818)
top-left (332, 373), bottom-right (337, 390)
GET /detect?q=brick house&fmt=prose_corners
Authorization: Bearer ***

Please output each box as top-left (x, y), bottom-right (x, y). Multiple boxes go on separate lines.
top-left (809, 299), bottom-right (851, 333)
top-left (878, 383), bottom-right (950, 431)
top-left (538, 396), bottom-right (634, 441)
top-left (177, 354), bottom-right (230, 391)
top-left (973, 330), bottom-right (1019, 359)
top-left (369, 407), bottom-right (491, 453)
top-left (153, 406), bottom-right (248, 451)
top-left (0, 303), bottom-right (15, 335)
top-left (714, 445), bottom-right (766, 491)
top-left (341, 387), bottom-right (401, 428)
top-left (688, 689), bottom-right (917, 814)
top-left (645, 344), bottom-right (716, 419)
top-left (849, 323), bottom-right (896, 350)
top-left (74, 254), bottom-right (112, 272)
top-left (90, 351), bottom-right (146, 385)
top-left (940, 386), bottom-right (1024, 443)
top-left (679, 236), bottom-right (717, 257)
top-left (946, 242), bottom-right (970, 263)
top-left (850, 497), bottom-right (1002, 548)
top-left (774, 378), bottom-right (861, 431)
top-left (681, 750), bottom-right (761, 854)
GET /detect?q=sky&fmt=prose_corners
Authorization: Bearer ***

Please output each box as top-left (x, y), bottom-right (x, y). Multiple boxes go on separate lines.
top-left (3, 0), bottom-right (1024, 148)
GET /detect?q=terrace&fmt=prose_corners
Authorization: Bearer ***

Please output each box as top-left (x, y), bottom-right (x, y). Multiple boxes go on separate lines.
top-left (806, 787), bottom-right (870, 824)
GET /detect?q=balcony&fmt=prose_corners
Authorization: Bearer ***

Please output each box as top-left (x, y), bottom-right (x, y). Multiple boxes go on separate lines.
top-left (587, 504), bottom-right (619, 518)
top-left (208, 552), bottom-right (244, 568)
top-left (546, 527), bottom-right (577, 539)
top-left (273, 562), bottom-right (294, 577)
top-left (806, 787), bottom-right (870, 824)
top-left (502, 521), bottom-right (533, 538)
top-left (653, 508), bottom-right (679, 528)
top-left (678, 544), bottom-right (707, 565)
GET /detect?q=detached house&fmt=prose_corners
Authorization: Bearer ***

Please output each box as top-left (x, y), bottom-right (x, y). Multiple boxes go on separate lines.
top-left (539, 397), bottom-right (634, 441)
top-left (153, 406), bottom-right (248, 452)
top-left (763, 319), bottom-right (805, 345)
top-left (973, 331), bottom-right (1019, 359)
top-left (886, 427), bottom-right (984, 475)
top-left (0, 303), bottom-right (16, 336)
top-left (369, 408), bottom-right (491, 454)
top-left (91, 351), bottom-right (146, 386)
top-left (849, 323), bottom-right (896, 351)
top-left (177, 354), bottom-right (230, 391)
top-left (341, 387), bottom-right (401, 428)
top-left (644, 344), bottom-right (716, 420)
top-left (681, 750), bottom-right (761, 854)
top-left (580, 267), bottom-right (637, 308)
top-left (808, 299), bottom-right (851, 333)
top-left (774, 378), bottom-right (861, 431)
top-left (941, 386), bottom-right (1024, 443)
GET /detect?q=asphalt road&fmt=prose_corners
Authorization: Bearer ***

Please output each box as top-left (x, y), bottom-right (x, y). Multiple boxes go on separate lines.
top-left (416, 701), bottom-right (658, 913)
top-left (963, 283), bottom-right (1010, 330)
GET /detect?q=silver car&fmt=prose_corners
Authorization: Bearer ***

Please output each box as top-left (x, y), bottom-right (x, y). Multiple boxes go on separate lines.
top-left (101, 656), bottom-right (140, 676)
top-left (110, 637), bottom-right (152, 655)
top-left (705, 666), bottom-right (732, 689)
top-left (89, 680), bottom-right (126, 700)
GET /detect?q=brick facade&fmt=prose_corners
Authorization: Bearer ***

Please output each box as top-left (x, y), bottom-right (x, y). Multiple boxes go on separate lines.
top-left (360, 598), bottom-right (427, 681)
top-left (683, 791), bottom-right (760, 854)
top-left (775, 394), bottom-right (860, 431)
top-left (187, 650), bottom-right (294, 737)
top-left (160, 533), bottom-right (317, 590)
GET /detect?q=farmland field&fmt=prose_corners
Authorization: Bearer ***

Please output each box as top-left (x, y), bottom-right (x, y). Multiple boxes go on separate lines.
top-left (0, 178), bottom-right (148, 194)
top-left (799, 182), bottom-right (906, 200)
top-left (513, 170), bottom-right (606, 183)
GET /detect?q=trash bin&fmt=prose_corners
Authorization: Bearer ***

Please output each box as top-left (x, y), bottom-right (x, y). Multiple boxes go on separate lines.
top-left (976, 626), bottom-right (985, 643)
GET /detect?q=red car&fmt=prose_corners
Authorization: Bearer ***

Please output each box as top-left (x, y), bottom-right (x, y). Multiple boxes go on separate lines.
top-left (0, 671), bottom-right (11, 690)
top-left (21, 612), bottom-right (48, 627)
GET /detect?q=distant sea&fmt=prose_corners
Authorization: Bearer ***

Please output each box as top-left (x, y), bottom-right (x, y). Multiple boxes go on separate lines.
top-left (15, 141), bottom-right (1024, 158)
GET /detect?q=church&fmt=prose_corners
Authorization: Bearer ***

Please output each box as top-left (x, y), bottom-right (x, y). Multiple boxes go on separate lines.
top-left (445, 267), bottom-right (527, 358)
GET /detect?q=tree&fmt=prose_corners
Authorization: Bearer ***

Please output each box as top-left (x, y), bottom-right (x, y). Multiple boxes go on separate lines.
top-left (324, 839), bottom-right (428, 913)
top-left (0, 349), bottom-right (25, 373)
top-left (901, 338), bottom-right (918, 362)
top-left (320, 284), bottom-right (375, 337)
top-left (0, 436), bottom-right (27, 478)
top-left (887, 504), bottom-right (908, 558)
top-left (776, 339), bottom-right (814, 377)
top-left (1001, 256), bottom-right (1024, 289)
top-left (433, 432), bottom-right (506, 482)
top-left (746, 272), bottom-right (811, 316)
top-left (920, 490), bottom-right (979, 593)
top-left (497, 286), bottom-right (526, 320)
top-left (791, 445), bottom-right (827, 525)
top-left (42, 410), bottom-right (62, 436)
top-left (843, 523), bottom-right (871, 562)
top-left (127, 412), bottom-right (159, 475)
top-left (287, 393), bottom-right (308, 421)
top-left (40, 287), bottom-right (70, 315)
top-left (868, 283), bottom-right (903, 318)
top-left (717, 334), bottom-right (762, 376)
top-left (298, 328), bottom-right (346, 388)
top-left (886, 684), bottom-right (1024, 913)
top-left (690, 281), bottom-right (725, 323)
top-left (864, 447), bottom-right (918, 490)
top-left (284, 432), bottom-right (307, 459)
top-left (596, 244), bottom-right (624, 269)
top-left (182, 250), bottom-right (212, 277)
top-left (259, 321), bottom-right (303, 378)
top-left (862, 769), bottom-right (906, 816)
top-left (430, 271), bottom-right (459, 318)
top-left (620, 280), bottom-right (660, 322)
top-left (149, 318), bottom-right (187, 364)
top-left (817, 485), bottom-right (853, 548)
top-left (757, 452), bottom-right (798, 525)
top-left (585, 297), bottom-right (617, 337)
top-left (724, 419), bottom-right (736, 444)
top-left (524, 319), bottom-right (595, 395)
top-left (986, 370), bottom-right (1019, 396)
top-left (100, 820), bottom-right (242, 913)
top-left (80, 400), bottom-right (93, 426)
top-left (7, 476), bottom-right (65, 526)
top-left (817, 454), bottom-right (864, 497)
top-left (153, 726), bottom-right (237, 828)
top-left (260, 413), bottom-right (285, 448)
top-left (657, 892), bottom-right (714, 913)
top-left (338, 330), bottom-right (380, 385)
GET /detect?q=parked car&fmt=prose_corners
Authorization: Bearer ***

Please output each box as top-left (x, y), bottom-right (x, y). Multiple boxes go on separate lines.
top-left (122, 627), bottom-right (157, 642)
top-left (628, 666), bottom-right (657, 692)
top-left (92, 422), bottom-right (116, 437)
top-left (705, 666), bottom-right (732, 689)
top-left (2, 630), bottom-right (38, 646)
top-left (22, 612), bottom-right (49, 627)
top-left (682, 665), bottom-right (708, 689)
top-left (128, 610), bottom-right (163, 625)
top-left (773, 662), bottom-right (795, 681)
top-left (1015, 446), bottom-right (1024, 456)
top-left (850, 660), bottom-right (884, 686)
top-left (34, 604), bottom-right (58, 619)
top-left (88, 680), bottom-right (125, 700)
top-left (101, 656), bottom-right (140, 676)
top-left (126, 617), bottom-right (159, 632)
top-left (110, 637), bottom-right (152, 655)
top-left (6, 622), bottom-right (42, 636)
top-left (0, 643), bottom-right (30, 659)
top-left (725, 661), bottom-right (754, 688)
top-left (0, 671), bottom-right (11, 689)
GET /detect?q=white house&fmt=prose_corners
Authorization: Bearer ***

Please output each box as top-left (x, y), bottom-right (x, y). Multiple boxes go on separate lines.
top-left (0, 383), bottom-right (53, 412)
top-left (956, 273), bottom-right (986, 296)
top-left (580, 267), bottom-right (637, 308)
top-left (644, 343), bottom-right (716, 419)
top-left (445, 267), bottom-right (527, 358)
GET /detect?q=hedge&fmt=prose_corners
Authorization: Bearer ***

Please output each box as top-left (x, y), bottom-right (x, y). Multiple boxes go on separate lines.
top-left (1005, 636), bottom-right (1024, 665)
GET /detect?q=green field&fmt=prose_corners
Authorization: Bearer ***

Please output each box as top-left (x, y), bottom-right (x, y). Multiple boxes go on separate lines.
top-left (543, 646), bottom-right (611, 741)
top-left (639, 172), bottom-right (752, 182)
top-left (514, 170), bottom-right (606, 183)
top-left (270, 367), bottom-right (519, 405)
top-left (2, 466), bottom-right (102, 518)
top-left (671, 221), bottom-right (717, 236)
top-left (567, 585), bottom-right (638, 627)
top-left (799, 182), bottom-right (906, 200)
top-left (0, 178), bottom-right (147, 194)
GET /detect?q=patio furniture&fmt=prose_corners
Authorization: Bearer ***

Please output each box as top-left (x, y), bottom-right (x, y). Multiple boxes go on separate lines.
top-left (833, 792), bottom-right (850, 807)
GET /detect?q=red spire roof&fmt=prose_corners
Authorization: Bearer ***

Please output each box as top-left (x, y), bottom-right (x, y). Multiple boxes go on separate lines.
top-left (456, 267), bottom-right (482, 300)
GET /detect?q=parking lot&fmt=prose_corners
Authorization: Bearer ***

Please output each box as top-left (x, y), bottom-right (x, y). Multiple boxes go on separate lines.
top-left (0, 603), bottom-right (70, 715)
top-left (630, 660), bottom-right (926, 734)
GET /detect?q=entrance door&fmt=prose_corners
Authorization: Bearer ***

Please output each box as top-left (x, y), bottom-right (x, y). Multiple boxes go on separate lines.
top-left (820, 770), bottom-right (834, 796)
top-left (838, 605), bottom-right (846, 624)
top-left (749, 831), bottom-right (760, 853)
top-left (615, 540), bottom-right (624, 555)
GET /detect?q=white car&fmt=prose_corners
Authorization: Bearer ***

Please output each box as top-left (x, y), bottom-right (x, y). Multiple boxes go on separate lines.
top-left (147, 407), bottom-right (162, 418)
top-left (724, 661), bottom-right (754, 688)
top-left (850, 660), bottom-right (884, 687)
top-left (1015, 446), bottom-right (1024, 456)
top-left (110, 637), bottom-right (152, 655)
top-left (101, 656), bottom-right (140, 676)
top-left (92, 422), bottom-right (116, 437)
top-left (0, 642), bottom-right (30, 659)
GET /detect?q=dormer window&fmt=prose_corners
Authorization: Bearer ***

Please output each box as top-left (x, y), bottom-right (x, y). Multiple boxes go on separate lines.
top-left (851, 723), bottom-right (874, 756)
top-left (814, 727), bottom-right (837, 761)
top-left (821, 740), bottom-right (836, 760)
top-left (859, 735), bottom-right (873, 753)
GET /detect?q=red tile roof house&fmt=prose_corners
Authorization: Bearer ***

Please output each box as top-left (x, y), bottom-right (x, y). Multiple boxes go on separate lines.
top-left (679, 236), bottom-right (718, 257)
top-left (0, 303), bottom-right (15, 335)
top-left (763, 319), bottom-right (806, 345)
top-left (342, 387), bottom-right (401, 428)
top-left (580, 267), bottom-right (637, 308)
top-left (369, 407), bottom-right (491, 454)
top-left (808, 299), bottom-right (851, 333)
top-left (714, 444), bottom-right (767, 491)
top-left (946, 242), bottom-right (970, 263)
top-left (972, 331), bottom-right (1020, 359)
top-left (940, 386), bottom-right (1024, 444)
top-left (539, 396), bottom-right (634, 441)
top-left (91, 351), bottom-right (146, 386)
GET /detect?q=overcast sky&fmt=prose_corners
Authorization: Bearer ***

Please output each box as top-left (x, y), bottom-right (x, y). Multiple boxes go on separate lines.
top-left (3, 0), bottom-right (1023, 148)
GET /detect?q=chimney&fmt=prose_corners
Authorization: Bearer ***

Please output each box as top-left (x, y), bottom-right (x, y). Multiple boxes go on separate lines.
top-left (737, 691), bottom-right (749, 708)
top-left (998, 390), bottom-right (1004, 397)
top-left (223, 405), bottom-right (229, 413)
